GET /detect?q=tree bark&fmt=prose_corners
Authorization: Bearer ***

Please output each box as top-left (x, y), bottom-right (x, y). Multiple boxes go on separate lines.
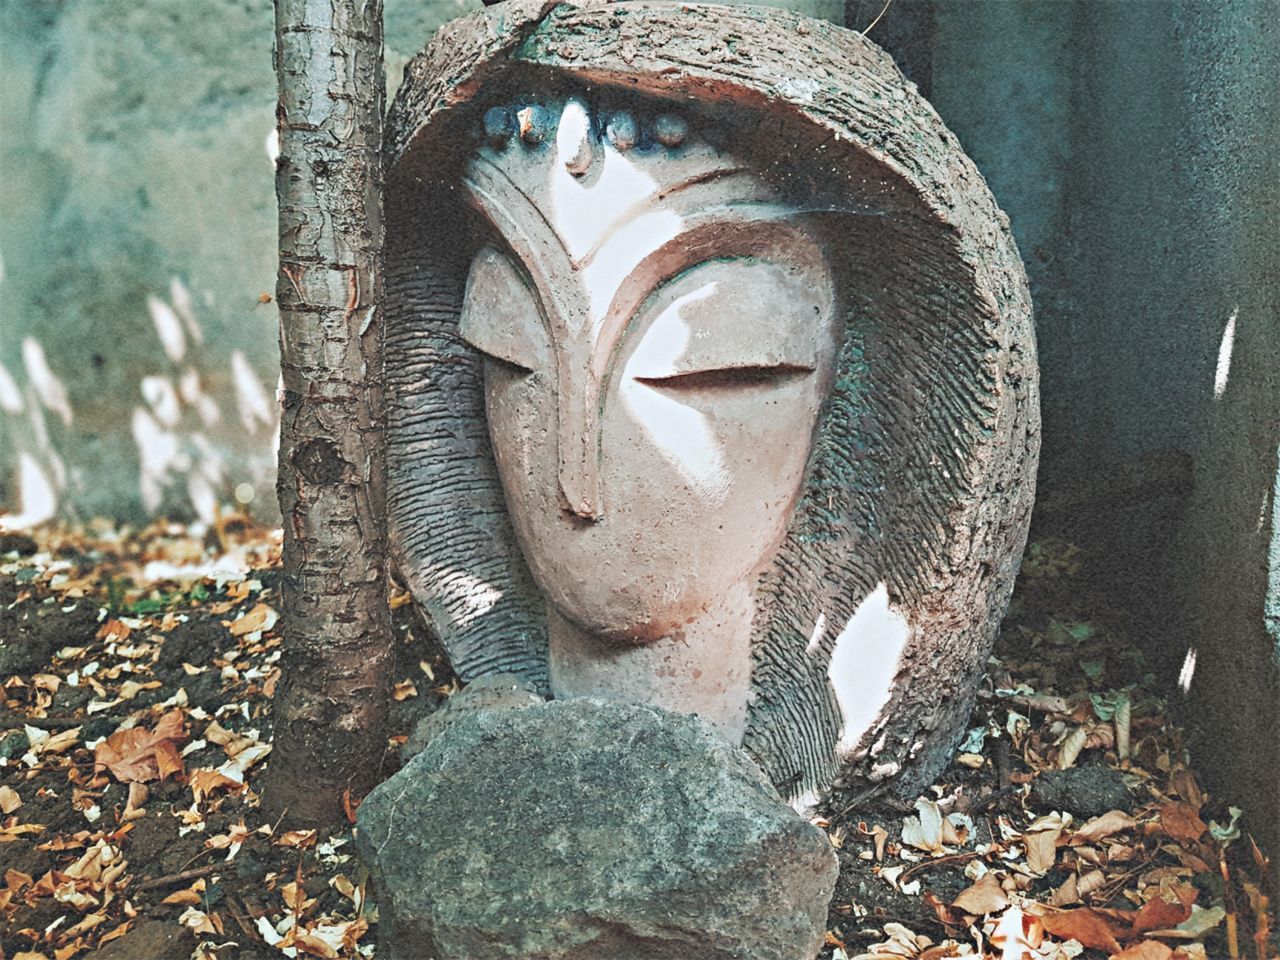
top-left (262, 0), bottom-right (391, 827)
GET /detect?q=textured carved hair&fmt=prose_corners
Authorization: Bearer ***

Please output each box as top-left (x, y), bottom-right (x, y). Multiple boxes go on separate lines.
top-left (382, 0), bottom-right (1038, 806)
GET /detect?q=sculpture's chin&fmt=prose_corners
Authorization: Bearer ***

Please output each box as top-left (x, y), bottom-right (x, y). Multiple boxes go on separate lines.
top-left (537, 572), bottom-right (742, 646)
top-left (545, 602), bottom-right (685, 646)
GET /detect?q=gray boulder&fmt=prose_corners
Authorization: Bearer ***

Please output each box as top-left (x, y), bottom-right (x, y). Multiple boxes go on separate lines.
top-left (356, 691), bottom-right (837, 960)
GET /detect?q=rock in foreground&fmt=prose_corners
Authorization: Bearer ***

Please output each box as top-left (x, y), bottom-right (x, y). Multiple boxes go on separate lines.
top-left (356, 692), bottom-right (837, 960)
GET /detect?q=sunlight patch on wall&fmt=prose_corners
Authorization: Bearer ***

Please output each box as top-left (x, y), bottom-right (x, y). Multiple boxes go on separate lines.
top-left (21, 338), bottom-right (72, 426)
top-left (826, 582), bottom-right (912, 754)
top-left (168, 278), bottom-right (204, 346)
top-left (178, 368), bottom-right (221, 428)
top-left (0, 453), bottom-right (57, 529)
top-left (1266, 444), bottom-right (1280, 655)
top-left (1213, 308), bottom-right (1237, 400)
top-left (231, 350), bottom-right (275, 434)
top-left (0, 362), bottom-right (24, 415)
top-left (1178, 646), bottom-right (1197, 693)
top-left (141, 376), bottom-right (182, 428)
top-left (148, 294), bottom-right (188, 365)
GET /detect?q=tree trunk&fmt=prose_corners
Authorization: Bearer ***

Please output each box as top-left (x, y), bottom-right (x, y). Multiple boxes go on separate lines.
top-left (261, 0), bottom-right (391, 827)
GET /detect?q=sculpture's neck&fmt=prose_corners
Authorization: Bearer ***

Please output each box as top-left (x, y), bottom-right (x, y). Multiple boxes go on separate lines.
top-left (546, 582), bottom-right (755, 745)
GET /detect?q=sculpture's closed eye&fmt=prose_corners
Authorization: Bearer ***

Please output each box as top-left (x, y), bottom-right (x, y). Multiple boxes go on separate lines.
top-left (479, 351), bottom-right (536, 376)
top-left (634, 363), bottom-right (815, 392)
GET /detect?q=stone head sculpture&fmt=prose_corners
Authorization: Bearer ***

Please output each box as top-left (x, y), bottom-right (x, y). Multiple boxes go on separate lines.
top-left (384, 0), bottom-right (1039, 808)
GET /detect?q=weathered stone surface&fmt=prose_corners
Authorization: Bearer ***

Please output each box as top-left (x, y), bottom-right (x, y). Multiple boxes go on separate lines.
top-left (1030, 766), bottom-right (1133, 818)
top-left (356, 693), bottom-right (838, 960)
top-left (382, 0), bottom-right (1038, 810)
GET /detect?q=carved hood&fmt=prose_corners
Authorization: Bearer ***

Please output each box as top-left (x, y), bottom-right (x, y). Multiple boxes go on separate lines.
top-left (382, 0), bottom-right (1039, 805)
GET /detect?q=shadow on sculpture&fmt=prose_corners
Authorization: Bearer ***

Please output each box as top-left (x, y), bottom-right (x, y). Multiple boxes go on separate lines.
top-left (357, 2), bottom-right (1037, 957)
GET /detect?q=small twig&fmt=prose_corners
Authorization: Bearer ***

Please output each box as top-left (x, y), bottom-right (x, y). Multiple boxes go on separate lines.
top-left (900, 851), bottom-right (982, 883)
top-left (226, 894), bottom-right (263, 940)
top-left (1, 715), bottom-right (86, 731)
top-left (835, 782), bottom-right (888, 821)
top-left (860, 0), bottom-right (894, 36)
top-left (970, 784), bottom-right (1019, 816)
top-left (135, 861), bottom-right (226, 891)
top-left (994, 736), bottom-right (1012, 790)
top-left (1095, 861), bottom-right (1153, 901)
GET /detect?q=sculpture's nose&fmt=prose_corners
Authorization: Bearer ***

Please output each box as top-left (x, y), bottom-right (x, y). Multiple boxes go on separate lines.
top-left (557, 360), bottom-right (604, 521)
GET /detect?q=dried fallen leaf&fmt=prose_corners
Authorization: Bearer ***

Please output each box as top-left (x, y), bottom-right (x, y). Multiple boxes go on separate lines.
top-left (276, 828), bottom-right (318, 848)
top-left (1031, 905), bottom-right (1124, 953)
top-left (178, 905), bottom-right (220, 935)
top-left (1057, 724), bottom-right (1089, 770)
top-left (1146, 904), bottom-right (1226, 939)
top-left (228, 602), bottom-right (278, 637)
top-left (190, 768), bottom-right (245, 803)
top-left (1071, 810), bottom-right (1137, 843)
top-left (1050, 868), bottom-right (1106, 906)
top-left (97, 920), bottom-right (133, 946)
top-left (122, 781), bottom-right (148, 821)
top-left (1132, 883), bottom-right (1196, 933)
top-left (951, 874), bottom-right (1009, 916)
top-left (1156, 802), bottom-right (1207, 844)
top-left (95, 619), bottom-right (132, 643)
top-left (1113, 941), bottom-right (1174, 960)
top-left (162, 888), bottom-right (204, 906)
top-left (292, 932), bottom-right (340, 959)
top-left (1025, 827), bottom-right (1061, 875)
top-left (902, 798), bottom-right (945, 855)
top-left (0, 784), bottom-right (22, 814)
top-left (94, 709), bottom-right (186, 783)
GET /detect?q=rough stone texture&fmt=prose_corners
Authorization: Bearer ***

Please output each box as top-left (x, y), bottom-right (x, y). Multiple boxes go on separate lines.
top-left (356, 693), bottom-right (838, 960)
top-left (382, 0), bottom-right (1037, 808)
top-left (1029, 766), bottom-right (1132, 818)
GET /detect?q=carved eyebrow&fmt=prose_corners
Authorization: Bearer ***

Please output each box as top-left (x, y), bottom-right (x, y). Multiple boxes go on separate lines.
top-left (590, 212), bottom-right (832, 384)
top-left (573, 166), bottom-right (767, 270)
top-left (462, 156), bottom-right (835, 518)
top-left (463, 162), bottom-right (581, 344)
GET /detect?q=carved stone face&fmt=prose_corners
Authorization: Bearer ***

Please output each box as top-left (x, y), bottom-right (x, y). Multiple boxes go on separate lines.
top-left (459, 99), bottom-right (841, 643)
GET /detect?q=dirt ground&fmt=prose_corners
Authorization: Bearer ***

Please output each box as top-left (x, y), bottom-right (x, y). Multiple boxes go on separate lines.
top-left (0, 521), bottom-right (1274, 960)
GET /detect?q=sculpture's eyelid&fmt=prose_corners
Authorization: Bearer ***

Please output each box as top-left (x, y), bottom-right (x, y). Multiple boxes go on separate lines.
top-left (636, 363), bottom-right (816, 390)
top-left (462, 334), bottom-right (536, 374)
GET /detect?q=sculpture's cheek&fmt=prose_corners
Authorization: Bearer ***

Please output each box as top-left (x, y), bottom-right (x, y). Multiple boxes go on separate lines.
top-left (483, 362), bottom-right (561, 523)
top-left (485, 367), bottom-right (828, 641)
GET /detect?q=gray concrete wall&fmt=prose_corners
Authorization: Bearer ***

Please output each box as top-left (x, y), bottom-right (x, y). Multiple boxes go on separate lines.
top-left (0, 0), bottom-right (474, 525)
top-left (910, 0), bottom-right (1280, 858)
